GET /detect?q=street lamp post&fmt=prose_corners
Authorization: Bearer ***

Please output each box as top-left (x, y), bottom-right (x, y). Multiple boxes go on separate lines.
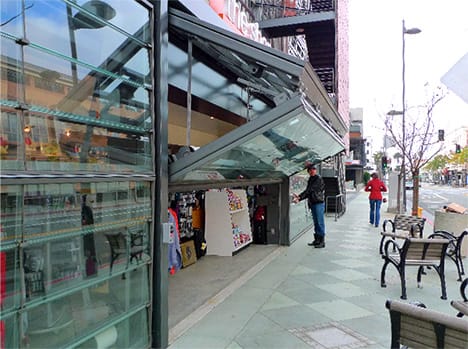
top-left (387, 109), bottom-right (403, 213)
top-left (401, 19), bottom-right (421, 213)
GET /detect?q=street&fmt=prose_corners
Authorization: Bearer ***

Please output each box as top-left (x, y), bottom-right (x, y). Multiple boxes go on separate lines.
top-left (408, 183), bottom-right (468, 225)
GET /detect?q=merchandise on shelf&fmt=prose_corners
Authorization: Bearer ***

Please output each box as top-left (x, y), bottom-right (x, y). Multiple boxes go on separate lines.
top-left (205, 189), bottom-right (252, 256)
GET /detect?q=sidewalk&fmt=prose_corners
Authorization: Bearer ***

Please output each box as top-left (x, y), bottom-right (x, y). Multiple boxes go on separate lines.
top-left (168, 190), bottom-right (464, 349)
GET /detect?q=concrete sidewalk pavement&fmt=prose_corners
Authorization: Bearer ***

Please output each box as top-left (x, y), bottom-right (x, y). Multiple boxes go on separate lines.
top-left (168, 190), bottom-right (464, 349)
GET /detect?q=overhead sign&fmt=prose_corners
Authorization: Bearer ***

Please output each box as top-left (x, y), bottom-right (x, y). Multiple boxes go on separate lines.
top-left (209, 0), bottom-right (271, 47)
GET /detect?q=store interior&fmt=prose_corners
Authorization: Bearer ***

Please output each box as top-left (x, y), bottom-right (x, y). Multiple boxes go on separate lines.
top-left (167, 184), bottom-right (283, 330)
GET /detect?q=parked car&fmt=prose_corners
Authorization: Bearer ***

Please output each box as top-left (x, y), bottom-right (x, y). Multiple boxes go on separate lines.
top-left (405, 180), bottom-right (414, 190)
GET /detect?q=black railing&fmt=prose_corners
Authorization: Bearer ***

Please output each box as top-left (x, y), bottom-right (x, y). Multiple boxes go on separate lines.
top-left (251, 0), bottom-right (334, 21)
top-left (325, 192), bottom-right (345, 221)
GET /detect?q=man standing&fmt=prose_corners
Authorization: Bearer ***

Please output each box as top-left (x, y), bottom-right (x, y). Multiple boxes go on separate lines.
top-left (293, 164), bottom-right (326, 248)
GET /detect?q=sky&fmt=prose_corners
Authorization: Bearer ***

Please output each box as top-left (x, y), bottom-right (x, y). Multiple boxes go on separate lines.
top-left (348, 0), bottom-right (468, 150)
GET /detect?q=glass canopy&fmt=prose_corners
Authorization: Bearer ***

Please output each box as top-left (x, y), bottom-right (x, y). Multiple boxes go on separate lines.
top-left (168, 9), bottom-right (345, 184)
top-left (170, 96), bottom-right (344, 182)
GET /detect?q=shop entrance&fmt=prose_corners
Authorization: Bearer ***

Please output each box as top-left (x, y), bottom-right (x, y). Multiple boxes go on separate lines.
top-left (167, 183), bottom-right (282, 333)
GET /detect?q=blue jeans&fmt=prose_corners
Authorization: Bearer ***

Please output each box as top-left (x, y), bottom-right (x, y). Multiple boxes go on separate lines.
top-left (369, 199), bottom-right (382, 226)
top-left (310, 202), bottom-right (325, 237)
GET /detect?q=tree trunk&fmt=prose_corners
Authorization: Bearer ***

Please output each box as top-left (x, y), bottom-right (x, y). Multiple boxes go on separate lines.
top-left (411, 170), bottom-right (420, 216)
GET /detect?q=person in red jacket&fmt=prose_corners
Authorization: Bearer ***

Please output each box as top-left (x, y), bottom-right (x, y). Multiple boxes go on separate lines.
top-left (365, 173), bottom-right (388, 227)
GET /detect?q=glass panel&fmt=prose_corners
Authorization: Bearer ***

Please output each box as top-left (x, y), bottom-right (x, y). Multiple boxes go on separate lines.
top-left (24, 183), bottom-right (82, 238)
top-left (22, 112), bottom-right (152, 172)
top-left (75, 309), bottom-right (149, 349)
top-left (0, 1), bottom-right (23, 38)
top-left (0, 112), bottom-right (23, 169)
top-left (1, 0), bottom-right (152, 76)
top-left (0, 37), bottom-right (152, 172)
top-left (176, 105), bottom-right (344, 181)
top-left (169, 15), bottom-right (300, 121)
top-left (0, 37), bottom-right (23, 102)
top-left (0, 248), bottom-right (21, 312)
top-left (22, 0), bottom-right (150, 62)
top-left (24, 271), bottom-right (149, 349)
top-left (21, 44), bottom-right (150, 121)
top-left (23, 236), bottom-right (83, 300)
top-left (0, 185), bottom-right (22, 242)
top-left (0, 38), bottom-right (25, 171)
top-left (23, 181), bottom-right (151, 240)
top-left (1, 313), bottom-right (19, 349)
top-left (168, 43), bottom-right (268, 120)
top-left (289, 171), bottom-right (311, 242)
top-left (20, 181), bottom-right (151, 299)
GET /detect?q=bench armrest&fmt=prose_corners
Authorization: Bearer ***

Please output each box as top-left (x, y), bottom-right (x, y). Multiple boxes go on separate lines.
top-left (460, 278), bottom-right (468, 302)
top-left (382, 219), bottom-right (395, 233)
top-left (383, 239), bottom-right (402, 256)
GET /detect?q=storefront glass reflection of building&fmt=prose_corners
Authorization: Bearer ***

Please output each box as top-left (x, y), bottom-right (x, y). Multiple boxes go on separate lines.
top-left (1, 1), bottom-right (153, 347)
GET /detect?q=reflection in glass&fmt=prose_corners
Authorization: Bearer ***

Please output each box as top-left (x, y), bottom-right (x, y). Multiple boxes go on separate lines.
top-left (1, 2), bottom-right (152, 348)
top-left (0, 185), bottom-right (22, 242)
top-left (19, 0), bottom-right (150, 69)
top-left (289, 171), bottom-right (312, 242)
top-left (20, 112), bottom-right (151, 172)
top-left (180, 107), bottom-right (342, 181)
top-left (22, 181), bottom-right (151, 238)
top-left (0, 249), bottom-right (21, 312)
top-left (23, 271), bottom-right (149, 349)
top-left (2, 180), bottom-right (152, 304)
top-left (75, 308), bottom-right (149, 349)
top-left (1, 313), bottom-right (19, 349)
top-left (1, 11), bottom-right (152, 173)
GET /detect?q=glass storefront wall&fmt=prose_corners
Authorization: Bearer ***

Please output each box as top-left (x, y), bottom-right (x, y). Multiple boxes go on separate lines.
top-left (1, 0), bottom-right (152, 173)
top-left (1, 181), bottom-right (152, 348)
top-left (1, 1), bottom-right (154, 347)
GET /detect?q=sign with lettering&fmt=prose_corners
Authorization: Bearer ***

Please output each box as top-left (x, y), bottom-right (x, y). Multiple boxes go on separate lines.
top-left (209, 0), bottom-right (271, 47)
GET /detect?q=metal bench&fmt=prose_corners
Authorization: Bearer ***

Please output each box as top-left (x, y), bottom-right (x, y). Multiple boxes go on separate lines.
top-left (386, 299), bottom-right (468, 349)
top-left (428, 230), bottom-right (468, 281)
top-left (379, 214), bottom-right (426, 255)
top-left (105, 226), bottom-right (144, 278)
top-left (451, 277), bottom-right (468, 318)
top-left (381, 237), bottom-right (450, 300)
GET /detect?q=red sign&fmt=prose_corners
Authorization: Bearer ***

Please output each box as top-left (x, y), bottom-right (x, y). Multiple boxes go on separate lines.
top-left (209, 0), bottom-right (270, 46)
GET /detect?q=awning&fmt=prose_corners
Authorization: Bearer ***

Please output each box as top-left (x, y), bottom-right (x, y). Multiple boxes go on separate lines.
top-left (168, 9), bottom-right (345, 184)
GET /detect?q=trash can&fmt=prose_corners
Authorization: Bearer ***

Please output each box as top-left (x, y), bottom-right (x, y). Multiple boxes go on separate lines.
top-left (434, 210), bottom-right (468, 257)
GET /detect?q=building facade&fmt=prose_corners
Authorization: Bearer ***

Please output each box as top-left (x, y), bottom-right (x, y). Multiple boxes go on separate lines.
top-left (1, 1), bottom-right (154, 347)
top-left (1, 1), bottom-right (349, 347)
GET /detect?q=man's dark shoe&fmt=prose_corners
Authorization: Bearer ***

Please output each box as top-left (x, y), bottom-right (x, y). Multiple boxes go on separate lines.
top-left (314, 235), bottom-right (325, 248)
top-left (314, 241), bottom-right (325, 248)
top-left (308, 234), bottom-right (319, 246)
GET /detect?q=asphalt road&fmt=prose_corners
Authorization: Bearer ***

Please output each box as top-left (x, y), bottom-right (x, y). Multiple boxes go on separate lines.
top-left (407, 183), bottom-right (468, 225)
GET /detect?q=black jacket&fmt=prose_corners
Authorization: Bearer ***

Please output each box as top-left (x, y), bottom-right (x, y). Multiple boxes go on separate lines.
top-left (298, 175), bottom-right (325, 206)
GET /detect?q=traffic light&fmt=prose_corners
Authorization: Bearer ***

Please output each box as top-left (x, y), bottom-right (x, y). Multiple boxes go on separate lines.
top-left (455, 144), bottom-right (461, 153)
top-left (438, 129), bottom-right (444, 141)
top-left (381, 156), bottom-right (388, 169)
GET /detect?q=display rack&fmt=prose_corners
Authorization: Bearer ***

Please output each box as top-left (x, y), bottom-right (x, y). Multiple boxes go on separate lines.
top-left (175, 192), bottom-right (196, 239)
top-left (205, 189), bottom-right (252, 256)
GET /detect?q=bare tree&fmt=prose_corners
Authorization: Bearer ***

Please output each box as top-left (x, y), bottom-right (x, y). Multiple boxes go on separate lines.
top-left (384, 87), bottom-right (446, 216)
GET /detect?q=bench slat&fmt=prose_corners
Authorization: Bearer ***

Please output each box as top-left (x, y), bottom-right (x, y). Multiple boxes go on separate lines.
top-left (387, 300), bottom-right (468, 349)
